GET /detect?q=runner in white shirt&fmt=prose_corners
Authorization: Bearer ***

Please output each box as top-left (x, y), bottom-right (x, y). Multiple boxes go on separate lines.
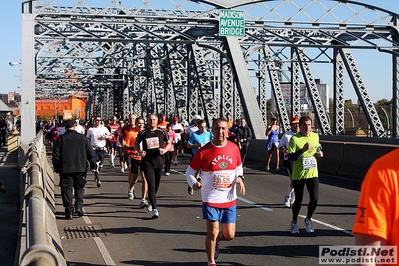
top-left (186, 117), bottom-right (245, 266)
top-left (171, 116), bottom-right (184, 165)
top-left (75, 119), bottom-right (85, 134)
top-left (86, 116), bottom-right (112, 187)
top-left (278, 115), bottom-right (300, 208)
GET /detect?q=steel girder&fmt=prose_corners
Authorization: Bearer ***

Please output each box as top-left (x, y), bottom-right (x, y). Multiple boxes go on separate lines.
top-left (263, 46), bottom-right (290, 132)
top-left (191, 44), bottom-right (218, 123)
top-left (391, 16), bottom-right (399, 138)
top-left (333, 49), bottom-right (346, 135)
top-left (290, 49), bottom-right (301, 119)
top-left (219, 45), bottom-right (238, 121)
top-left (337, 48), bottom-right (386, 137)
top-left (394, 54), bottom-right (399, 138)
top-left (294, 48), bottom-right (332, 135)
top-left (166, 44), bottom-right (189, 120)
top-left (226, 36), bottom-right (265, 139)
top-left (21, 0), bottom-right (399, 143)
top-left (258, 50), bottom-right (268, 127)
top-left (187, 46), bottom-right (202, 121)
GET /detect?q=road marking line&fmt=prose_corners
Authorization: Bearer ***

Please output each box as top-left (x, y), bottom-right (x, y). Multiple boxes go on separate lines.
top-left (173, 168), bottom-right (352, 235)
top-left (238, 196), bottom-right (273, 212)
top-left (93, 237), bottom-right (116, 265)
top-left (82, 215), bottom-right (116, 265)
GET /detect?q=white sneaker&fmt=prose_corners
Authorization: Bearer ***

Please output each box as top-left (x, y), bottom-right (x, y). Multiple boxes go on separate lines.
top-left (146, 203), bottom-right (153, 212)
top-left (128, 192), bottom-right (134, 201)
top-left (140, 199), bottom-right (148, 208)
top-left (165, 172), bottom-right (170, 176)
top-left (284, 195), bottom-right (291, 208)
top-left (121, 168), bottom-right (125, 173)
top-left (124, 164), bottom-right (128, 170)
top-left (152, 209), bottom-right (159, 219)
top-left (128, 188), bottom-right (135, 201)
top-left (304, 218), bottom-right (314, 233)
top-left (291, 222), bottom-right (299, 234)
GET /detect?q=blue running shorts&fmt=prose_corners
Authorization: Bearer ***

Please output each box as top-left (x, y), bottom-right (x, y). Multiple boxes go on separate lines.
top-left (202, 205), bottom-right (236, 223)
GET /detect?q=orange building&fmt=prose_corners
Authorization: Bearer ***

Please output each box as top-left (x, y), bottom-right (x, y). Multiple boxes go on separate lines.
top-left (36, 97), bottom-right (86, 120)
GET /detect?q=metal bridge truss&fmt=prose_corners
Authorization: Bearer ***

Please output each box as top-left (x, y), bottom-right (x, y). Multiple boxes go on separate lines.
top-left (22, 0), bottom-right (399, 141)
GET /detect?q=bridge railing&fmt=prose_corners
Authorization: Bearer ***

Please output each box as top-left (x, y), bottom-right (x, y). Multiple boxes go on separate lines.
top-left (247, 135), bottom-right (399, 180)
top-left (17, 131), bottom-right (66, 266)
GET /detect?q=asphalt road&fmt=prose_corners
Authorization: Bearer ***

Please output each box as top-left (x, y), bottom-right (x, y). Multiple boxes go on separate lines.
top-left (54, 154), bottom-right (360, 266)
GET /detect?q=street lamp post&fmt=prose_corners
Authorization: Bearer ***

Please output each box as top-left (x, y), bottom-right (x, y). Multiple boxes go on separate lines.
top-left (381, 106), bottom-right (390, 136)
top-left (347, 108), bottom-right (355, 128)
top-left (20, 2), bottom-right (37, 146)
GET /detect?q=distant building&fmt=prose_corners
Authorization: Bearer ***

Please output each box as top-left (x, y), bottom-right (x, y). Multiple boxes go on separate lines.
top-left (35, 97), bottom-right (86, 120)
top-left (271, 79), bottom-right (330, 113)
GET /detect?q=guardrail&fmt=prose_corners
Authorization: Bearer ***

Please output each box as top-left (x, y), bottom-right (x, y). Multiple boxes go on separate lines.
top-left (246, 136), bottom-right (399, 180)
top-left (17, 131), bottom-right (66, 266)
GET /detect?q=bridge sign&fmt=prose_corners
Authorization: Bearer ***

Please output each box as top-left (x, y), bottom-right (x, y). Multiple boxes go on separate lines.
top-left (219, 9), bottom-right (245, 37)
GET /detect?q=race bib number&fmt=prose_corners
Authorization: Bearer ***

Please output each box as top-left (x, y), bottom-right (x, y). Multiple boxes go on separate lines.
top-left (146, 137), bottom-right (160, 149)
top-left (302, 157), bottom-right (316, 170)
top-left (94, 134), bottom-right (104, 141)
top-left (213, 173), bottom-right (232, 190)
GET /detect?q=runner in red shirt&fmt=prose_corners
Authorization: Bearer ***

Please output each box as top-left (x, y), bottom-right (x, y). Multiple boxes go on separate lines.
top-left (186, 117), bottom-right (246, 266)
top-left (107, 116), bottom-right (120, 168)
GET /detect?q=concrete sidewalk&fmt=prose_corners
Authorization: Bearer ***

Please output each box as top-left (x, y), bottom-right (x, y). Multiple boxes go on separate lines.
top-left (0, 145), bottom-right (21, 266)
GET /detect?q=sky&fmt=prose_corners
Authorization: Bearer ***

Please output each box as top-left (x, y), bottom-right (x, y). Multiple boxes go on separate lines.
top-left (1, 0), bottom-right (398, 103)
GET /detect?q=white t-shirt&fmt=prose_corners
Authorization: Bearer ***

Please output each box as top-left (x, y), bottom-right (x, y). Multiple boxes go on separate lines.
top-left (172, 123), bottom-right (184, 141)
top-left (185, 125), bottom-right (198, 138)
top-left (75, 124), bottom-right (85, 134)
top-left (86, 126), bottom-right (111, 148)
top-left (278, 130), bottom-right (295, 161)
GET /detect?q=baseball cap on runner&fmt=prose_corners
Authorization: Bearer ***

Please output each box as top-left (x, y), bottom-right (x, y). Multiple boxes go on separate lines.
top-left (193, 114), bottom-right (202, 120)
top-left (290, 115), bottom-right (300, 124)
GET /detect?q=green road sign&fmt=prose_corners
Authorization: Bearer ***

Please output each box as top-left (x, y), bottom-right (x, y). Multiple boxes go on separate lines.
top-left (219, 9), bottom-right (245, 37)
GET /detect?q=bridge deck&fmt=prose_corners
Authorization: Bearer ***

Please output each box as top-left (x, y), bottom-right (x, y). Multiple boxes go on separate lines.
top-left (3, 147), bottom-right (360, 265)
top-left (54, 154), bottom-right (359, 265)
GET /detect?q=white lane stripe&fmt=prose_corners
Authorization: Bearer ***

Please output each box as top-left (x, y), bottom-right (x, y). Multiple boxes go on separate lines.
top-left (93, 237), bottom-right (116, 265)
top-left (237, 196), bottom-right (273, 212)
top-left (82, 215), bottom-right (91, 224)
top-left (173, 168), bottom-right (352, 235)
top-left (82, 215), bottom-right (116, 265)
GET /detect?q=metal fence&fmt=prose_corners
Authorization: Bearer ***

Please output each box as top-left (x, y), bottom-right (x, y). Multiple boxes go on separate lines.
top-left (18, 131), bottom-right (66, 266)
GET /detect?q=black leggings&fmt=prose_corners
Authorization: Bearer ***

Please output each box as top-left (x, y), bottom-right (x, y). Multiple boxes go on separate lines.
top-left (164, 151), bottom-right (173, 173)
top-left (292, 177), bottom-right (319, 221)
top-left (142, 161), bottom-right (162, 209)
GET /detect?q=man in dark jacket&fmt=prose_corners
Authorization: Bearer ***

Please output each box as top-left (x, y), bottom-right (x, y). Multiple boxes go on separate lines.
top-left (52, 119), bottom-right (97, 220)
top-left (235, 118), bottom-right (253, 165)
